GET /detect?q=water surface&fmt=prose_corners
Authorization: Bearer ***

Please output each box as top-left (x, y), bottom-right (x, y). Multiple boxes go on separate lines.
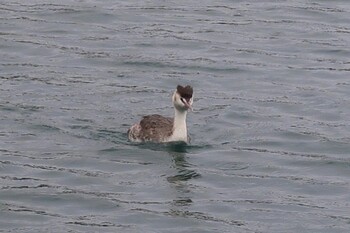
top-left (1, 1), bottom-right (350, 232)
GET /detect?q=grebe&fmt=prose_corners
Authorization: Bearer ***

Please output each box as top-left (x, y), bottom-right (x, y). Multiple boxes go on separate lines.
top-left (128, 85), bottom-right (193, 143)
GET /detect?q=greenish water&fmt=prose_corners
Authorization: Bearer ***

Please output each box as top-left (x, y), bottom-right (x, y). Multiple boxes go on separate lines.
top-left (1, 1), bottom-right (350, 232)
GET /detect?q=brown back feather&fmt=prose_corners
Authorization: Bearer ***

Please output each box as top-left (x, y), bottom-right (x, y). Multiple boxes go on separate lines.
top-left (139, 114), bottom-right (173, 142)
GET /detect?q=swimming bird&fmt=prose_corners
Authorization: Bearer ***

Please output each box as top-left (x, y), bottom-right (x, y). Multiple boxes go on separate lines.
top-left (128, 85), bottom-right (193, 143)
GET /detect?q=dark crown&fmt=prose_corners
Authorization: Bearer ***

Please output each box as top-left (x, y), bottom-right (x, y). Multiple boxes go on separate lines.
top-left (177, 85), bottom-right (193, 99)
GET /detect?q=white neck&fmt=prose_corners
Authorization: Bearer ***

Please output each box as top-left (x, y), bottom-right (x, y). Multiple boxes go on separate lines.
top-left (170, 108), bottom-right (188, 142)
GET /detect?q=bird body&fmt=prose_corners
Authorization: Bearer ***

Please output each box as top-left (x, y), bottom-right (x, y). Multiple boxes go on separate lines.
top-left (128, 85), bottom-right (193, 143)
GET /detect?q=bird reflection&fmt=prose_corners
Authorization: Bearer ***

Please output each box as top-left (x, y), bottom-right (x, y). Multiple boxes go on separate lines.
top-left (166, 142), bottom-right (201, 182)
top-left (165, 142), bottom-right (201, 207)
top-left (167, 153), bottom-right (201, 182)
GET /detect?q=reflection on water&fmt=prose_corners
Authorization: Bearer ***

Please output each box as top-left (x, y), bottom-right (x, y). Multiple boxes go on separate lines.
top-left (168, 152), bottom-right (196, 210)
top-left (167, 152), bottom-right (201, 182)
